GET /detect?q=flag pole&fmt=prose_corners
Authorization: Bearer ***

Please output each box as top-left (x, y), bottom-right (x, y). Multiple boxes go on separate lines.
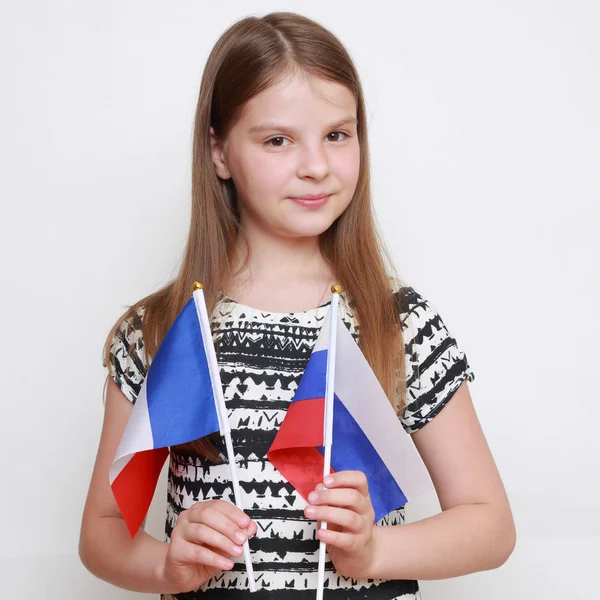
top-left (316, 284), bottom-right (342, 600)
top-left (192, 282), bottom-right (257, 593)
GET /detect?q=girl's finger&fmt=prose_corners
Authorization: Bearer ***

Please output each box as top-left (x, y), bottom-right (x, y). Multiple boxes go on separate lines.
top-left (305, 505), bottom-right (365, 533)
top-left (204, 543), bottom-right (235, 559)
top-left (322, 471), bottom-right (369, 496)
top-left (172, 538), bottom-right (235, 571)
top-left (182, 521), bottom-right (245, 558)
top-left (246, 519), bottom-right (258, 538)
top-left (316, 527), bottom-right (364, 552)
top-left (190, 499), bottom-right (251, 529)
top-left (187, 505), bottom-right (251, 547)
top-left (316, 519), bottom-right (342, 533)
top-left (309, 487), bottom-right (369, 513)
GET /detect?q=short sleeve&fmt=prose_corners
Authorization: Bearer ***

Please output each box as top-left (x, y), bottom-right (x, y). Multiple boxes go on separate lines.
top-left (106, 306), bottom-right (148, 404)
top-left (398, 286), bottom-right (475, 434)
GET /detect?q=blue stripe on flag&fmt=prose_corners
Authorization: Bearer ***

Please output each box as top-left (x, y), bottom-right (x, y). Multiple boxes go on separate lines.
top-left (325, 395), bottom-right (408, 521)
top-left (293, 349), bottom-right (327, 402)
top-left (146, 298), bottom-right (220, 448)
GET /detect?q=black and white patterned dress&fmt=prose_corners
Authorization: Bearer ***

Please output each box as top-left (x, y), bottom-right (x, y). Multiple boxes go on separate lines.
top-left (108, 284), bottom-right (475, 599)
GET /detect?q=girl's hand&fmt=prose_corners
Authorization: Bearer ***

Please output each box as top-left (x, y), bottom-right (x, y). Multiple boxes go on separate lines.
top-left (304, 470), bottom-right (379, 579)
top-left (160, 499), bottom-right (257, 594)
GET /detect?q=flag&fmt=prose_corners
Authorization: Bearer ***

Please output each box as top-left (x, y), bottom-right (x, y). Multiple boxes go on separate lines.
top-left (268, 309), bottom-right (433, 522)
top-left (110, 295), bottom-right (222, 537)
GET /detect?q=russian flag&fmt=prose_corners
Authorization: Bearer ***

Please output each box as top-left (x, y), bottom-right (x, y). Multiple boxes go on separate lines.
top-left (110, 294), bottom-right (223, 537)
top-left (268, 308), bottom-right (433, 522)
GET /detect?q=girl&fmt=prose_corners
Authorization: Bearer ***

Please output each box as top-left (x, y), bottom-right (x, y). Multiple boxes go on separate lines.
top-left (79, 11), bottom-right (516, 600)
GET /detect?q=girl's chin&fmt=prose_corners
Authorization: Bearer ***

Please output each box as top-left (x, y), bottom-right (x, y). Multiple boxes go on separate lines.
top-left (278, 214), bottom-right (340, 239)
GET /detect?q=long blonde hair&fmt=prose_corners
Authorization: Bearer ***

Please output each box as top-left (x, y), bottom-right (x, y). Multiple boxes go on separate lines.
top-left (103, 11), bottom-right (407, 457)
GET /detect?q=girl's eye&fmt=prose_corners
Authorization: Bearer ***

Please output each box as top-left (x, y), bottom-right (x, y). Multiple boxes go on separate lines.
top-left (265, 136), bottom-right (289, 148)
top-left (264, 131), bottom-right (349, 148)
top-left (327, 131), bottom-right (348, 142)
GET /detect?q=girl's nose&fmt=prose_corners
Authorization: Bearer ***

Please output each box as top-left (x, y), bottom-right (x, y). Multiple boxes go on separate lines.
top-left (296, 143), bottom-right (330, 180)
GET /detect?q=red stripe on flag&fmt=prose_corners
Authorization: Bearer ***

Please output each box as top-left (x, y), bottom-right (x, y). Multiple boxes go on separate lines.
top-left (268, 398), bottom-right (334, 501)
top-left (111, 447), bottom-right (169, 537)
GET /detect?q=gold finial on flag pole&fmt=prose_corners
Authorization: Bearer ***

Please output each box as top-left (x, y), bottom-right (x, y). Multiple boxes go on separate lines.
top-left (192, 281), bottom-right (203, 291)
top-left (331, 284), bottom-right (342, 294)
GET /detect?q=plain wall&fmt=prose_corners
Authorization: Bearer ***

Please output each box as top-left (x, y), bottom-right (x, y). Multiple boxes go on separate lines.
top-left (1, 0), bottom-right (598, 598)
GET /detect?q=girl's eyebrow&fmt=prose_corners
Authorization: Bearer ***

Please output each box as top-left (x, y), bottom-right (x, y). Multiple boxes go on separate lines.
top-left (248, 116), bottom-right (358, 135)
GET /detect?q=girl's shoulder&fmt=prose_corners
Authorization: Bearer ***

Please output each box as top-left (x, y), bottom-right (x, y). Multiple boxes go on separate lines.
top-left (389, 276), bottom-right (438, 329)
top-left (106, 304), bottom-right (148, 404)
top-left (389, 276), bottom-right (460, 337)
top-left (391, 279), bottom-right (476, 433)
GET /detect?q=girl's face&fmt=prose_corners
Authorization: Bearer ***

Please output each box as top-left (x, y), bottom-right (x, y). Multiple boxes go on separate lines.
top-left (210, 72), bottom-right (360, 241)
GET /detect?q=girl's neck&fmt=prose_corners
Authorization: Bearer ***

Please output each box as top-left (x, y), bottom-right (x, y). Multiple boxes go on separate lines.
top-left (231, 229), bottom-right (333, 282)
top-left (223, 231), bottom-right (337, 313)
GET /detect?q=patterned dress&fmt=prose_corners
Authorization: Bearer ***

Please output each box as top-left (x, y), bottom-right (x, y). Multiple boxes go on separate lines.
top-left (107, 284), bottom-right (475, 599)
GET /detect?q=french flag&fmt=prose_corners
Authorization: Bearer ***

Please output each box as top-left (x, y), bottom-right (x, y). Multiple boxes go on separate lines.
top-left (110, 293), bottom-right (223, 537)
top-left (268, 302), bottom-right (433, 522)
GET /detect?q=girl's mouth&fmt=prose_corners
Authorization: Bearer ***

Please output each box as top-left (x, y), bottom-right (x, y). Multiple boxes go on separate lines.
top-left (289, 194), bottom-right (331, 208)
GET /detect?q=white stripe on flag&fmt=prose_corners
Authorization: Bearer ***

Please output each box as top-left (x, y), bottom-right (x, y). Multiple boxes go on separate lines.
top-left (109, 378), bottom-right (154, 484)
top-left (334, 315), bottom-right (433, 500)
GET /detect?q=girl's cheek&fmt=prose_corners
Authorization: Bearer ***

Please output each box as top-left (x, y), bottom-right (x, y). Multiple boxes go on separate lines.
top-left (234, 159), bottom-right (285, 203)
top-left (250, 153), bottom-right (293, 182)
top-left (335, 145), bottom-right (361, 184)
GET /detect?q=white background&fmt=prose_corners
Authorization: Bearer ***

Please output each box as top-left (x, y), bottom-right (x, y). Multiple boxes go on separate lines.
top-left (1, 1), bottom-right (598, 598)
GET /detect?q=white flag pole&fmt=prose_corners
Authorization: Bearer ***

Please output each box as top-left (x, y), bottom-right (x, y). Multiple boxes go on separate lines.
top-left (192, 282), bottom-right (257, 593)
top-left (316, 285), bottom-right (341, 600)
